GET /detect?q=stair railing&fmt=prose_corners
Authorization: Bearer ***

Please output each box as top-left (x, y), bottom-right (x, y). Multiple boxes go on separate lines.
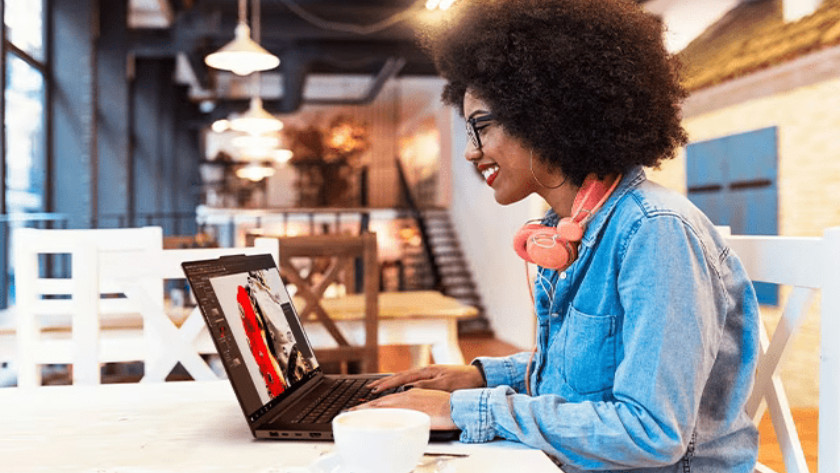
top-left (395, 158), bottom-right (442, 290)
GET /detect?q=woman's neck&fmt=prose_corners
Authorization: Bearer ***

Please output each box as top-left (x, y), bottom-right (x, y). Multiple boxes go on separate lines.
top-left (540, 183), bottom-right (580, 219)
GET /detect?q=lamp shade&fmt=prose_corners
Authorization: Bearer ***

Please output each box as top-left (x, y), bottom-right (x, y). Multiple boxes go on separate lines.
top-left (229, 97), bottom-right (284, 134)
top-left (204, 22), bottom-right (280, 76)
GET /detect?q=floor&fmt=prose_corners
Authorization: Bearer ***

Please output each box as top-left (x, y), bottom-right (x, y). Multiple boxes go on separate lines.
top-left (381, 335), bottom-right (818, 473)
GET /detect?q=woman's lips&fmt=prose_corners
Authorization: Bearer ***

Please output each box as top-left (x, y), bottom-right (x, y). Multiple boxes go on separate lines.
top-left (479, 164), bottom-right (500, 187)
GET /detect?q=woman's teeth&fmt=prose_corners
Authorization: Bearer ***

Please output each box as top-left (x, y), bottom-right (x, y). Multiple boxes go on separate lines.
top-left (481, 165), bottom-right (499, 181)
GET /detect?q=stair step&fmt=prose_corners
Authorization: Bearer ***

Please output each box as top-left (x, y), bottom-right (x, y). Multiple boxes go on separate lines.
top-left (439, 267), bottom-right (472, 277)
top-left (399, 207), bottom-right (492, 337)
top-left (441, 276), bottom-right (476, 287)
top-left (445, 287), bottom-right (480, 298)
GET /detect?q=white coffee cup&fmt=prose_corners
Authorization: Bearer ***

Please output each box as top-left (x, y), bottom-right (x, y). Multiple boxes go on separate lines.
top-left (332, 408), bottom-right (431, 473)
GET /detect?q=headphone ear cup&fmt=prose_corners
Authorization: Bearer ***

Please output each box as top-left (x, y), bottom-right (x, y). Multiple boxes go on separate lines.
top-left (525, 232), bottom-right (572, 270)
top-left (513, 223), bottom-right (545, 263)
top-left (556, 218), bottom-right (584, 242)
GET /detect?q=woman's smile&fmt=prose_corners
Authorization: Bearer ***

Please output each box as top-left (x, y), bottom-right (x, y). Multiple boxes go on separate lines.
top-left (478, 163), bottom-right (500, 187)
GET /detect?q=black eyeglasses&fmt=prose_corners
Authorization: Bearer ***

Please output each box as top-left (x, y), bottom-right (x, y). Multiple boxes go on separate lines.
top-left (466, 114), bottom-right (496, 150)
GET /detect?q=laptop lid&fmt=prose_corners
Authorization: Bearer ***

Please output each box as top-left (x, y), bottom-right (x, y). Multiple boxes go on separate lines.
top-left (182, 253), bottom-right (323, 427)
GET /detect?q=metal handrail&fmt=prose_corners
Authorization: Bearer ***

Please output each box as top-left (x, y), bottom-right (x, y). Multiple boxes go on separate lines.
top-left (394, 158), bottom-right (442, 290)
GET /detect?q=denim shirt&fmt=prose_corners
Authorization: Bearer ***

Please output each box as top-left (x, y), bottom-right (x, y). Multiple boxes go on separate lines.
top-left (450, 167), bottom-right (760, 472)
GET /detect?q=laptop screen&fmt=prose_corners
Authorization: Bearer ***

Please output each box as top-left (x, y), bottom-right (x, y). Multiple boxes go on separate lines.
top-left (184, 255), bottom-right (320, 421)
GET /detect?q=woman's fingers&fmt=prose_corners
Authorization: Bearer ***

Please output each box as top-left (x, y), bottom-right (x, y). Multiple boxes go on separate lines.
top-left (351, 390), bottom-right (457, 430)
top-left (367, 367), bottom-right (436, 392)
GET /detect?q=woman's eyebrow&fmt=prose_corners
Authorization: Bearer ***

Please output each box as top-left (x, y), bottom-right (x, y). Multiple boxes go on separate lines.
top-left (467, 109), bottom-right (490, 119)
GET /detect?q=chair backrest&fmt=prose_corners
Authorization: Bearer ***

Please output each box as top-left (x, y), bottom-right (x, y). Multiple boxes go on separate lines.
top-left (721, 226), bottom-right (840, 473)
top-left (11, 226), bottom-right (280, 387)
top-left (12, 227), bottom-right (163, 388)
top-left (275, 233), bottom-right (379, 374)
top-left (136, 237), bottom-right (280, 382)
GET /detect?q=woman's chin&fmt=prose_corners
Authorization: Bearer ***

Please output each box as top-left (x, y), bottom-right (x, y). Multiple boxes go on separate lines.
top-left (492, 191), bottom-right (518, 206)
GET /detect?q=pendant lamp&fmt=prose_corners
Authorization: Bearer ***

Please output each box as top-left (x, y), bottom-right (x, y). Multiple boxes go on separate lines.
top-left (229, 97), bottom-right (284, 134)
top-left (236, 162), bottom-right (276, 182)
top-left (204, 0), bottom-right (279, 76)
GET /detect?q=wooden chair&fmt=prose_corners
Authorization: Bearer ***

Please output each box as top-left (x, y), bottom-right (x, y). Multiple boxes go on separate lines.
top-left (721, 226), bottom-right (840, 473)
top-left (275, 233), bottom-right (379, 374)
top-left (11, 226), bottom-right (279, 387)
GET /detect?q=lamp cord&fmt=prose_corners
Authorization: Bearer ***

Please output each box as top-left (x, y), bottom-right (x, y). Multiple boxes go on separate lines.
top-left (239, 0), bottom-right (247, 24)
top-left (252, 0), bottom-right (262, 98)
top-left (272, 0), bottom-right (423, 35)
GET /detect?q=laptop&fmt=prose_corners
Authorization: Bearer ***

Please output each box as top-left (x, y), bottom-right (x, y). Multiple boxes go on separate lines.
top-left (182, 253), bottom-right (460, 441)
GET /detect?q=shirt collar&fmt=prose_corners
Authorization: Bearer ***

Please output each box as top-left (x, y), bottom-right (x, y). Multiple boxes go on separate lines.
top-left (539, 166), bottom-right (646, 247)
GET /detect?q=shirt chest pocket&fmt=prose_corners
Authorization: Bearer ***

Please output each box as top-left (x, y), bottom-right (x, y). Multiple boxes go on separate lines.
top-left (563, 306), bottom-right (618, 395)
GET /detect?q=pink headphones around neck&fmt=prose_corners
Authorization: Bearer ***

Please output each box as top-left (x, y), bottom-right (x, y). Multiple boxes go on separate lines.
top-left (513, 174), bottom-right (622, 270)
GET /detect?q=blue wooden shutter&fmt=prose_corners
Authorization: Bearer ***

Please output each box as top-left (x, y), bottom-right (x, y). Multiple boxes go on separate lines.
top-left (686, 127), bottom-right (779, 305)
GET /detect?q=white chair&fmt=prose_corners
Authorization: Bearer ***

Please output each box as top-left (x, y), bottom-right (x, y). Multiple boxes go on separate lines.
top-left (134, 238), bottom-right (279, 382)
top-left (12, 227), bottom-right (163, 388)
top-left (721, 226), bottom-right (840, 473)
top-left (11, 226), bottom-right (279, 387)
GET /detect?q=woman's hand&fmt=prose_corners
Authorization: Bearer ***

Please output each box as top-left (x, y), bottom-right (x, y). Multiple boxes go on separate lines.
top-left (352, 389), bottom-right (457, 431)
top-left (367, 364), bottom-right (485, 393)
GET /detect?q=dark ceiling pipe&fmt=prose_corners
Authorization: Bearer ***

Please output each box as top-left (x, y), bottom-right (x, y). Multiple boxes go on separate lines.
top-left (205, 55), bottom-right (407, 120)
top-left (305, 56), bottom-right (405, 106)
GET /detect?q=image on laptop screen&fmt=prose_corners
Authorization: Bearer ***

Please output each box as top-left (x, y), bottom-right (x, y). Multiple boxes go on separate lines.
top-left (210, 268), bottom-right (319, 406)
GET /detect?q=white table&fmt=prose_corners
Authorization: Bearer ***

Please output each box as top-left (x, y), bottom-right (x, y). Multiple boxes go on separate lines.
top-left (0, 381), bottom-right (562, 472)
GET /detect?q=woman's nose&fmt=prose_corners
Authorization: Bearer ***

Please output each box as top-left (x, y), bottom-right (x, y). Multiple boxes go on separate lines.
top-left (464, 144), bottom-right (482, 162)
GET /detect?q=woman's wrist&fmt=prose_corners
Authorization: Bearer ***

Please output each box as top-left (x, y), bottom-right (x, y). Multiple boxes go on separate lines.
top-left (470, 360), bottom-right (488, 387)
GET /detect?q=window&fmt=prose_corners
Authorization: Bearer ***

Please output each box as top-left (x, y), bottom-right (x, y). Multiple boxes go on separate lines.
top-left (685, 126), bottom-right (779, 304)
top-left (2, 0), bottom-right (48, 308)
top-left (3, 0), bottom-right (44, 61)
top-left (5, 53), bottom-right (46, 213)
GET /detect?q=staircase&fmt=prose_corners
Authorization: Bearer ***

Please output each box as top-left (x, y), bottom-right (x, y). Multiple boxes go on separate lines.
top-left (394, 158), bottom-right (491, 336)
top-left (400, 208), bottom-right (491, 336)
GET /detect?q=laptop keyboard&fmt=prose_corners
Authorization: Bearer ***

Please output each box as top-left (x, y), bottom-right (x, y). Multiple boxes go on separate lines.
top-left (290, 378), bottom-right (397, 425)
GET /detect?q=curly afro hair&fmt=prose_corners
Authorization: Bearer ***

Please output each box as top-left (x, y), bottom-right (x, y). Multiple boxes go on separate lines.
top-left (422, 0), bottom-right (688, 186)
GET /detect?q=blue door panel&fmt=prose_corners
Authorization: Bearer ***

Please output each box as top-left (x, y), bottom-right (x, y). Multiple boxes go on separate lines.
top-left (726, 128), bottom-right (777, 183)
top-left (688, 193), bottom-right (729, 226)
top-left (686, 139), bottom-right (727, 187)
top-left (735, 188), bottom-right (778, 236)
top-left (685, 127), bottom-right (779, 305)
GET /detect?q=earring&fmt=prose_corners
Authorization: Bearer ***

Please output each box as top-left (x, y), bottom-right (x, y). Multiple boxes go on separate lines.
top-left (529, 151), bottom-right (566, 189)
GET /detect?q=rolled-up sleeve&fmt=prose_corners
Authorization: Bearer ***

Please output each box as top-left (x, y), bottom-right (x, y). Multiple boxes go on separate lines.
top-left (473, 351), bottom-right (533, 392)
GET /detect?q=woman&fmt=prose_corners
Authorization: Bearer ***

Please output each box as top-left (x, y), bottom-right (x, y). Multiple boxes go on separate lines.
top-left (360, 0), bottom-right (760, 471)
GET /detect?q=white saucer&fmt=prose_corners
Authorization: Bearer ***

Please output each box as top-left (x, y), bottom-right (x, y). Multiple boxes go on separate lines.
top-left (307, 452), bottom-right (456, 473)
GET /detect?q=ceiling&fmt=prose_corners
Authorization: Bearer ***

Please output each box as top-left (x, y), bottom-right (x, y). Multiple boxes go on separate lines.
top-left (126, 0), bottom-right (663, 116)
top-left (127, 0), bottom-right (441, 115)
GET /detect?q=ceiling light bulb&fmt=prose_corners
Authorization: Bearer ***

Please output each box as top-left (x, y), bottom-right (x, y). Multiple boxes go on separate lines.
top-left (204, 22), bottom-right (280, 76)
top-left (229, 97), bottom-right (284, 134)
top-left (272, 149), bottom-right (294, 163)
top-left (231, 134), bottom-right (280, 149)
top-left (211, 119), bottom-right (230, 133)
top-left (425, 0), bottom-right (441, 9)
top-left (439, 0), bottom-right (456, 10)
top-left (235, 163), bottom-right (276, 182)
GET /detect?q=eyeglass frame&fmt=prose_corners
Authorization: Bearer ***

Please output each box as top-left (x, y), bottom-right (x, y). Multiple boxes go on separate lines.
top-left (465, 114), bottom-right (496, 150)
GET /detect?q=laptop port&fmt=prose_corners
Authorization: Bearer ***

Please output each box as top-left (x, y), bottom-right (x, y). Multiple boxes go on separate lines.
top-left (310, 433), bottom-right (322, 438)
top-left (269, 432), bottom-right (279, 437)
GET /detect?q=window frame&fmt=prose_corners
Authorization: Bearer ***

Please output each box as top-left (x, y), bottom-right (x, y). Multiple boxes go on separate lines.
top-left (1, 0), bottom-right (51, 308)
